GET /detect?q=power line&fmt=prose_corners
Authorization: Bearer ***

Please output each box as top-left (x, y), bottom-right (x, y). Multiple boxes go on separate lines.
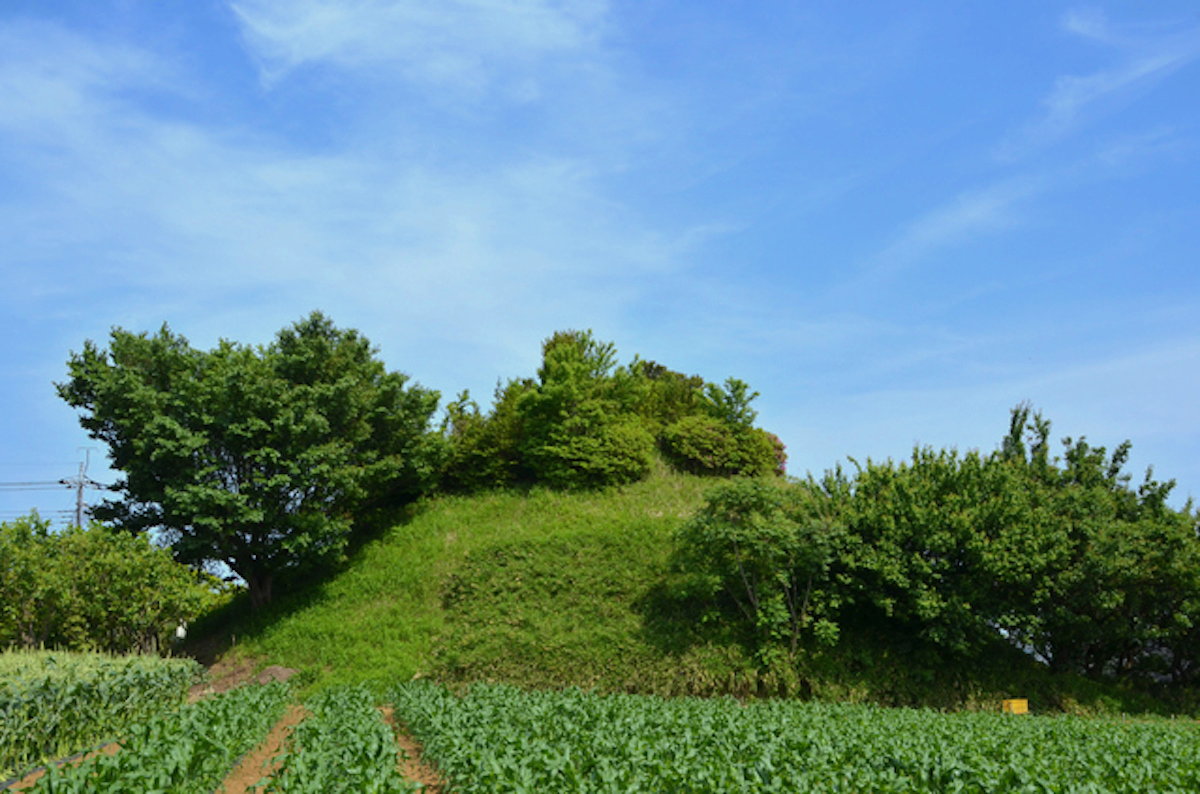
top-left (0, 462), bottom-right (83, 467)
top-left (0, 452), bottom-right (113, 527)
top-left (0, 482), bottom-right (73, 489)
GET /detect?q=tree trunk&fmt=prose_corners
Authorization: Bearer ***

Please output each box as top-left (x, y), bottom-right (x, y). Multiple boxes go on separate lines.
top-left (246, 569), bottom-right (274, 611)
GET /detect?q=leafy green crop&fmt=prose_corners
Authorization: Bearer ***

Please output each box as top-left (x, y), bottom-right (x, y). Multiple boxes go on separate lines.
top-left (0, 650), bottom-right (201, 780)
top-left (29, 681), bottom-right (289, 793)
top-left (263, 684), bottom-right (415, 793)
top-left (391, 682), bottom-right (1200, 793)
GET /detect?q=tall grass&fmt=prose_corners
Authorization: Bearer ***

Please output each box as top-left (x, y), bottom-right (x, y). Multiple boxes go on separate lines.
top-left (203, 468), bottom-right (1185, 713)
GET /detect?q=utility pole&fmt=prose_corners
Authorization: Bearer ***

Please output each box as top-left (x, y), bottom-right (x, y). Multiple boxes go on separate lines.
top-left (59, 448), bottom-right (103, 528)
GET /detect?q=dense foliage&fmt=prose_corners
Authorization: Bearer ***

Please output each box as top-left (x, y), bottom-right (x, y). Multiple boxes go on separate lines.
top-left (0, 651), bottom-right (201, 781)
top-left (675, 480), bottom-right (839, 657)
top-left (442, 330), bottom-right (784, 490)
top-left (0, 515), bottom-right (215, 653)
top-left (58, 312), bottom-right (445, 608)
top-left (675, 405), bottom-right (1200, 689)
top-left (391, 681), bottom-right (1200, 792)
top-left (57, 319), bottom-right (782, 612)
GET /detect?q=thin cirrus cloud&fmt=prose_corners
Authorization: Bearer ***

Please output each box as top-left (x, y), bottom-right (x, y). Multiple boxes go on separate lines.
top-left (0, 21), bottom-right (173, 143)
top-left (838, 176), bottom-right (1042, 298)
top-left (850, 10), bottom-right (1200, 293)
top-left (998, 11), bottom-right (1200, 160)
top-left (229, 0), bottom-right (611, 96)
top-left (0, 8), bottom-right (690, 341)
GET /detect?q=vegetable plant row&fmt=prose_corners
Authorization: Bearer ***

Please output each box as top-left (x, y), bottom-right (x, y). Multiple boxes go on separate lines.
top-left (0, 651), bottom-right (201, 781)
top-left (264, 684), bottom-right (417, 793)
top-left (389, 682), bottom-right (1200, 793)
top-left (28, 681), bottom-right (290, 793)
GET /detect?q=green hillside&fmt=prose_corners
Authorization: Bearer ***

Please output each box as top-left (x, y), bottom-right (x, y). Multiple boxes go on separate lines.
top-left (197, 468), bottom-right (709, 690)
top-left (192, 465), bottom-right (1181, 716)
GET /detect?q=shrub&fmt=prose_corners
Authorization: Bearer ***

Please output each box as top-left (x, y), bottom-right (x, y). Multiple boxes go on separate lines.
top-left (517, 331), bottom-right (655, 489)
top-left (674, 479), bottom-right (838, 656)
top-left (661, 416), bottom-right (780, 477)
top-left (526, 414), bottom-right (656, 489)
top-left (442, 380), bottom-right (533, 491)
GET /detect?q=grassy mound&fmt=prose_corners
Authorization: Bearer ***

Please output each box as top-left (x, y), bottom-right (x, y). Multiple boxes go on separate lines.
top-left (199, 470), bottom-right (713, 690)
top-left (192, 468), bottom-right (1184, 715)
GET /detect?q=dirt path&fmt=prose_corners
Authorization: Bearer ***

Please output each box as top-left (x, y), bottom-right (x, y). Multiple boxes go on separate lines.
top-left (5, 742), bottom-right (120, 792)
top-left (216, 703), bottom-right (307, 794)
top-left (382, 706), bottom-right (447, 793)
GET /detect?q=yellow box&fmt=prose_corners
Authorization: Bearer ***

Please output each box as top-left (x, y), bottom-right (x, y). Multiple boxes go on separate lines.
top-left (1002, 699), bottom-right (1029, 714)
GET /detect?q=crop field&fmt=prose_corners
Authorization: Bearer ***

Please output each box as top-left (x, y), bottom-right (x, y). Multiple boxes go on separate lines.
top-left (27, 680), bottom-right (290, 793)
top-left (390, 682), bottom-right (1200, 793)
top-left (264, 685), bottom-right (417, 793)
top-left (0, 650), bottom-right (201, 782)
top-left (8, 669), bottom-right (1200, 792)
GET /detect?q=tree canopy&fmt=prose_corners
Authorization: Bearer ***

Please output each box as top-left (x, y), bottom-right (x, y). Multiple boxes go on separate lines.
top-left (442, 329), bottom-right (785, 491)
top-left (58, 312), bottom-right (444, 608)
top-left (674, 404), bottom-right (1200, 689)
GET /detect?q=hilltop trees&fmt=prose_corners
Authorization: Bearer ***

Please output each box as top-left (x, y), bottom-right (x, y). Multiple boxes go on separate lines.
top-left (58, 312), bottom-right (444, 609)
top-left (59, 319), bottom-right (779, 608)
top-left (442, 330), bottom-right (785, 491)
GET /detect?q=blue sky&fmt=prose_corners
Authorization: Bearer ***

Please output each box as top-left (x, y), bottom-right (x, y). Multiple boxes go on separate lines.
top-left (2, 1), bottom-right (1198, 523)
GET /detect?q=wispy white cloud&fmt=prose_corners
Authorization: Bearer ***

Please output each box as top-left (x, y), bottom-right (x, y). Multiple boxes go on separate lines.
top-left (841, 176), bottom-right (1041, 293)
top-left (852, 11), bottom-right (1200, 292)
top-left (0, 14), bottom-right (711, 398)
top-left (1095, 125), bottom-right (1186, 167)
top-left (1061, 8), bottom-right (1111, 42)
top-left (879, 181), bottom-right (1031, 265)
top-left (0, 21), bottom-right (174, 138)
top-left (998, 12), bottom-right (1200, 160)
top-left (229, 0), bottom-right (610, 99)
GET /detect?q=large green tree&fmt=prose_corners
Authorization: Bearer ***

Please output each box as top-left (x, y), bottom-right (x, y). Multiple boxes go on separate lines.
top-left (58, 312), bottom-right (444, 608)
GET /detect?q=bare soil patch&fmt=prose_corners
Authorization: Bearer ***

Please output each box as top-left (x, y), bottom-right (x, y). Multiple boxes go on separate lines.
top-left (189, 656), bottom-right (296, 702)
top-left (382, 706), bottom-right (446, 793)
top-left (215, 703), bottom-right (307, 794)
top-left (5, 742), bottom-right (120, 791)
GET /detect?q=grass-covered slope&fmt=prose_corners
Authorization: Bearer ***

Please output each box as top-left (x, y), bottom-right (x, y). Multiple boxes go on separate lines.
top-left (203, 469), bottom-right (714, 691)
top-left (195, 468), bottom-right (1183, 714)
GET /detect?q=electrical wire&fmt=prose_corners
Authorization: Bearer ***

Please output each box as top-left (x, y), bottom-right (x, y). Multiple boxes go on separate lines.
top-left (0, 481), bottom-right (72, 489)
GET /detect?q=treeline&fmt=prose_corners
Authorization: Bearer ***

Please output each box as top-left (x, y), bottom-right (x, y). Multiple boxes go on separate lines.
top-left (0, 515), bottom-right (221, 653)
top-left (43, 311), bottom-right (1200, 695)
top-left (677, 404), bottom-right (1199, 688)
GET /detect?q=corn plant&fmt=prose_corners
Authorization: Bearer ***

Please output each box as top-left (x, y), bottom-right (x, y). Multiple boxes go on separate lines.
top-left (262, 684), bottom-right (417, 793)
top-left (29, 681), bottom-right (290, 793)
top-left (390, 681), bottom-right (1200, 793)
top-left (0, 650), bottom-right (201, 780)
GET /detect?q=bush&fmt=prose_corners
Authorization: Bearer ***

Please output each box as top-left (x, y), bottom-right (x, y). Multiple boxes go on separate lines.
top-left (661, 416), bottom-right (780, 477)
top-left (440, 330), bottom-right (785, 492)
top-left (674, 479), bottom-right (838, 656)
top-left (526, 415), bottom-right (656, 489)
top-left (442, 380), bottom-right (533, 491)
top-left (517, 331), bottom-right (655, 490)
top-left (0, 515), bottom-right (216, 653)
